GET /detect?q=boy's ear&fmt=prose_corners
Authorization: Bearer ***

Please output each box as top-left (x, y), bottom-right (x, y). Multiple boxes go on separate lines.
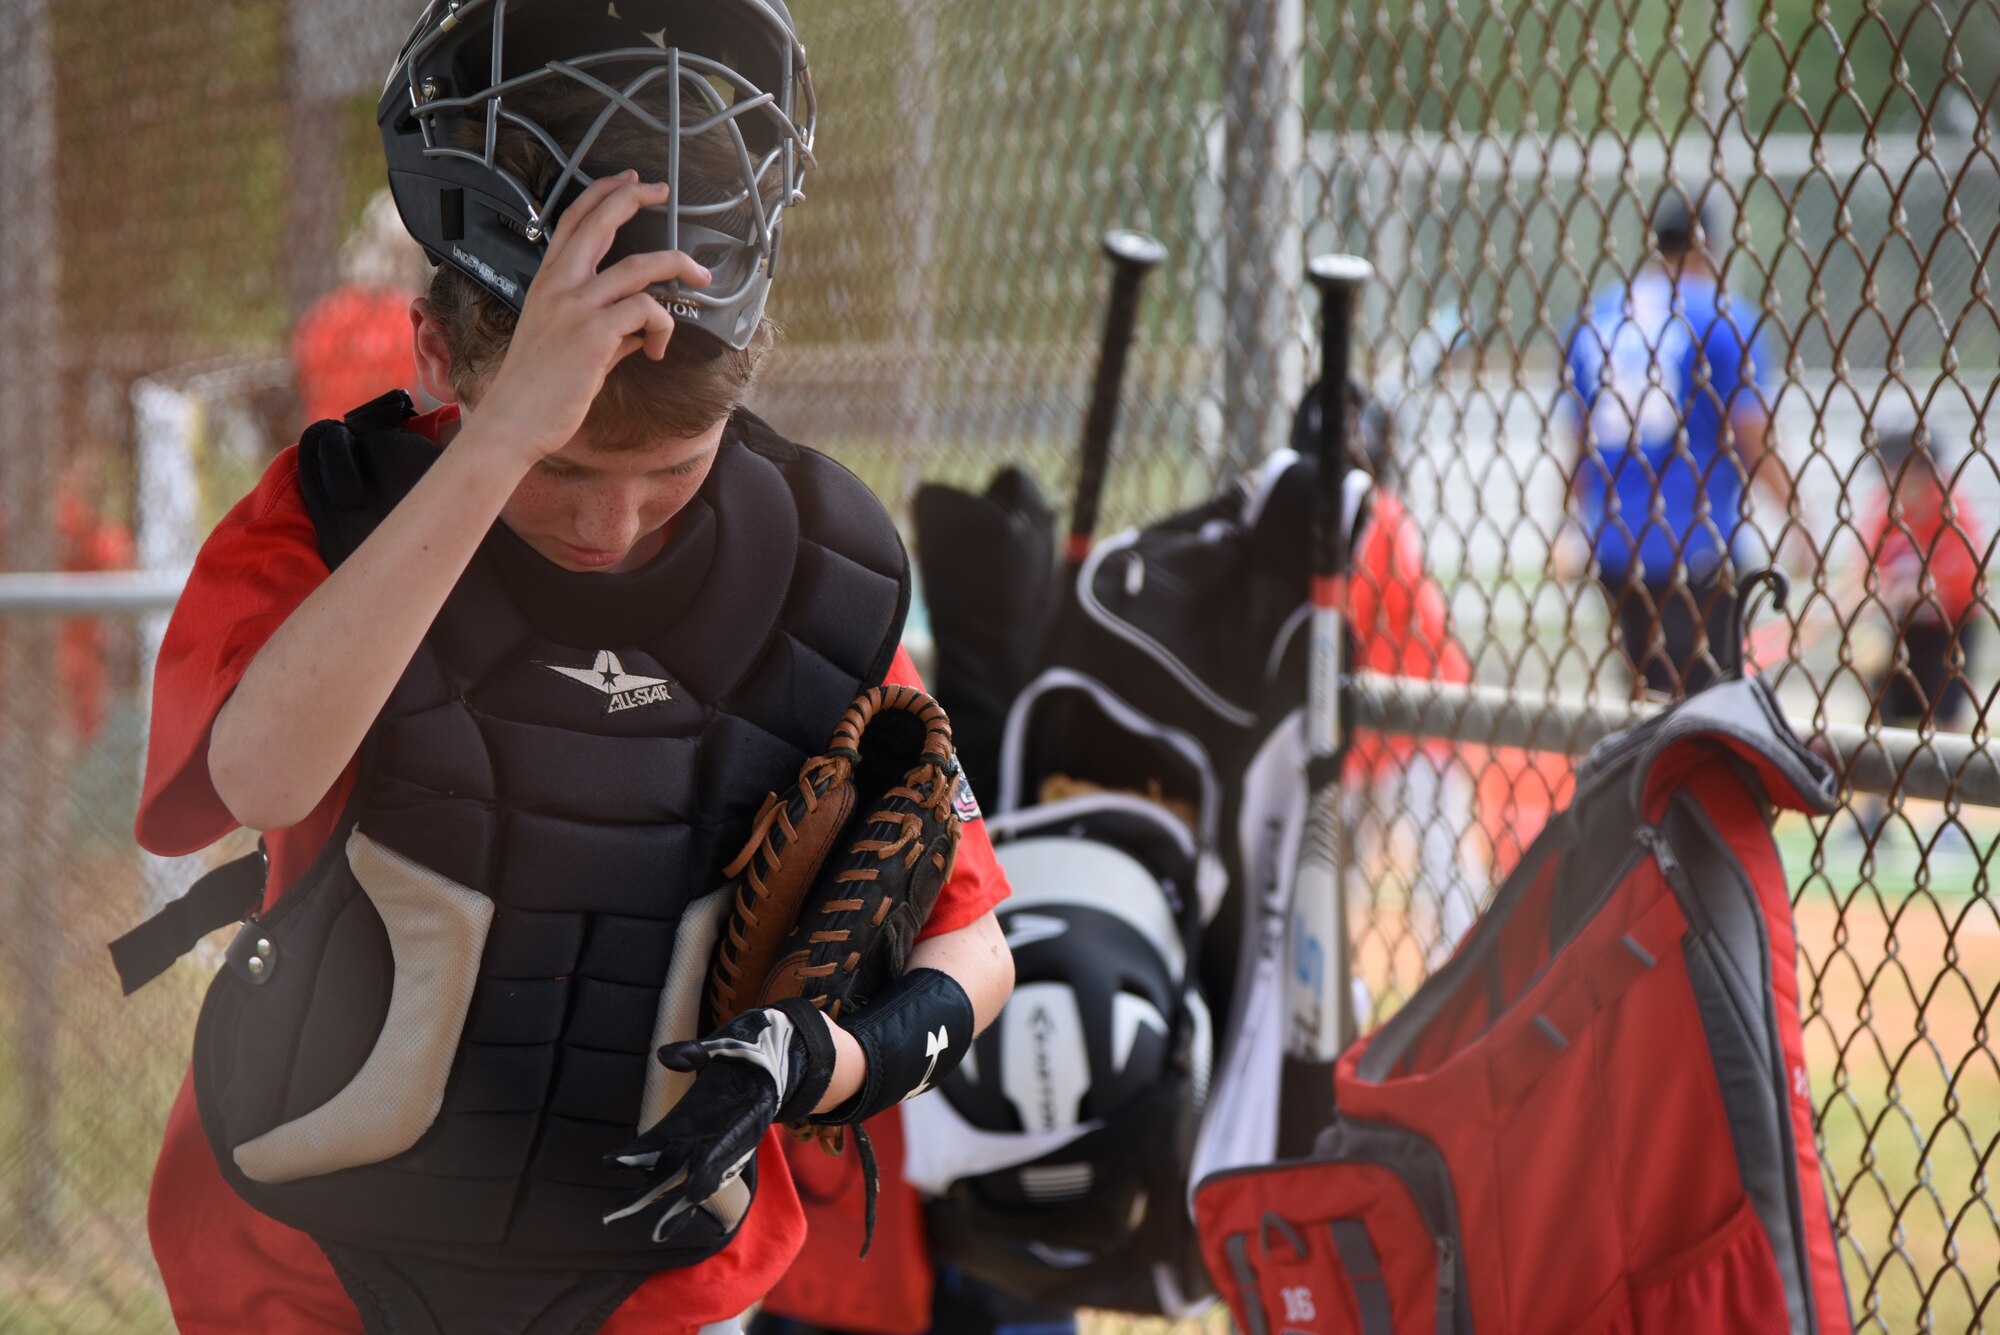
top-left (410, 298), bottom-right (460, 407)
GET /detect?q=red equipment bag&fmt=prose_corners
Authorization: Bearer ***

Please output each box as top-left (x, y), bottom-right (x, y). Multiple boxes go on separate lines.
top-left (1195, 674), bottom-right (1855, 1334)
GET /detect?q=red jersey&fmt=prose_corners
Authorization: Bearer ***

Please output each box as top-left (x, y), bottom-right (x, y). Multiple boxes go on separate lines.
top-left (136, 410), bottom-right (1011, 1334)
top-left (1345, 489), bottom-right (1473, 778)
top-left (291, 285), bottom-right (421, 431)
top-left (1861, 486), bottom-right (1987, 625)
top-left (58, 493), bottom-right (136, 740)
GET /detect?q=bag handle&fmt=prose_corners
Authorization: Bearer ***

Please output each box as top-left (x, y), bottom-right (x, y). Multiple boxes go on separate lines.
top-left (1227, 1215), bottom-right (1397, 1335)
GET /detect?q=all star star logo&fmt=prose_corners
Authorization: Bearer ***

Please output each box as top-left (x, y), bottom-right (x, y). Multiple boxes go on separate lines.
top-left (541, 651), bottom-right (675, 714)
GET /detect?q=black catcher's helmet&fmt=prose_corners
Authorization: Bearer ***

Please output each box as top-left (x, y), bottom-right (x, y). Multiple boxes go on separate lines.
top-left (378, 0), bottom-right (814, 350)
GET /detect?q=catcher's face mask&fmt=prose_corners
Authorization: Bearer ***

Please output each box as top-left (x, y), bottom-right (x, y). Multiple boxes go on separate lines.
top-left (378, 0), bottom-right (814, 351)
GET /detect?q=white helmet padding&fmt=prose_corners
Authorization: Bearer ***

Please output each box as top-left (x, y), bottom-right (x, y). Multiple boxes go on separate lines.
top-left (997, 836), bottom-right (1187, 978)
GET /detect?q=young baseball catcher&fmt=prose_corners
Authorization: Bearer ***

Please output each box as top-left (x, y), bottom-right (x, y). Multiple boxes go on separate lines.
top-left (113, 4), bottom-right (1014, 1332)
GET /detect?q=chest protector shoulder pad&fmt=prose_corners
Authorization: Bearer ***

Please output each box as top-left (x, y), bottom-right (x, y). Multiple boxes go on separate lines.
top-left (188, 391), bottom-right (909, 1271)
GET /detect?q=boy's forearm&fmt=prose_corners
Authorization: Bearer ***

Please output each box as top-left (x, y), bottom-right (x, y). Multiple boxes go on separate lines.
top-left (209, 429), bottom-right (536, 830)
top-left (907, 908), bottom-right (1016, 1032)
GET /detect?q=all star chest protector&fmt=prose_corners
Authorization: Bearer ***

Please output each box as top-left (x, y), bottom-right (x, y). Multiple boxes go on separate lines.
top-left (186, 392), bottom-right (909, 1270)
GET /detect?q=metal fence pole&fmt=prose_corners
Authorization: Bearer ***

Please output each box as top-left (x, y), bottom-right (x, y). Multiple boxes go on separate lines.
top-left (132, 375), bottom-right (205, 914)
top-left (1348, 672), bottom-right (2000, 809)
top-left (285, 0), bottom-right (352, 319)
top-left (0, 0), bottom-right (67, 1260)
top-left (1701, 0), bottom-right (1746, 140)
top-left (893, 0), bottom-right (940, 483)
top-left (1221, 0), bottom-right (1306, 474)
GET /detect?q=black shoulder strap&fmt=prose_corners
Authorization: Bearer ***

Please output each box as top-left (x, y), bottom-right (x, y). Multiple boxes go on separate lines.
top-left (107, 846), bottom-right (268, 995)
top-left (111, 394), bottom-right (427, 996)
top-left (298, 390), bottom-right (442, 570)
top-left (732, 406), bottom-right (912, 689)
top-left (729, 405), bottom-right (799, 460)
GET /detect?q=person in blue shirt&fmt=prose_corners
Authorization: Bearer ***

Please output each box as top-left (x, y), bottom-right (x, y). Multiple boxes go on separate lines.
top-left (1561, 194), bottom-right (1790, 695)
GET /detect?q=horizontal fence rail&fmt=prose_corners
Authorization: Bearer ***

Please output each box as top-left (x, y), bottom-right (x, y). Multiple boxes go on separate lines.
top-left (1350, 672), bottom-right (2000, 808)
top-left (4, 577), bottom-right (1980, 807)
top-left (0, 571), bottom-right (188, 615)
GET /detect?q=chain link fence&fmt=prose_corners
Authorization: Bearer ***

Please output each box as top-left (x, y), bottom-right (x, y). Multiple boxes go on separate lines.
top-left (2, 1), bottom-right (1996, 1331)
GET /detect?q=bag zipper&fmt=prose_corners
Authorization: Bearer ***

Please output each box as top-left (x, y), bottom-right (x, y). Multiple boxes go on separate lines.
top-left (1635, 824), bottom-right (1712, 937)
top-left (1340, 1122), bottom-right (1470, 1335)
top-left (1436, 1234), bottom-right (1457, 1330)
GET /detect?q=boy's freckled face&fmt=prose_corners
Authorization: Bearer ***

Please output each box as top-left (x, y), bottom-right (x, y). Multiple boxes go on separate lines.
top-left (495, 423), bottom-right (726, 574)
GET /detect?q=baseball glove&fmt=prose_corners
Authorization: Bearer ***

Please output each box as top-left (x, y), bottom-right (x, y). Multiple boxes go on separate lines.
top-left (707, 683), bottom-right (963, 1047)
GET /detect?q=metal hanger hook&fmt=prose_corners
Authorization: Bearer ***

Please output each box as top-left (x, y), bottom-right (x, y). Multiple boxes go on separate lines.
top-left (1732, 566), bottom-right (1791, 678)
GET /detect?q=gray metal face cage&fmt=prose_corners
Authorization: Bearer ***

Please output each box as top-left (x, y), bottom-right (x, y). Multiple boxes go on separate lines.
top-left (382, 0), bottom-right (814, 350)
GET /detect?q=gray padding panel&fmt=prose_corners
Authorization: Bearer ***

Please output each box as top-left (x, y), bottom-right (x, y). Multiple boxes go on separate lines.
top-left (637, 885), bottom-right (752, 1232)
top-left (640, 886), bottom-right (733, 1130)
top-left (1328, 1219), bottom-right (1394, 1335)
top-left (235, 830), bottom-right (494, 1184)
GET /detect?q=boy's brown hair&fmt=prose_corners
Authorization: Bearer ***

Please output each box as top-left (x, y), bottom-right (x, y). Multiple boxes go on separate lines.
top-left (430, 81), bottom-right (792, 448)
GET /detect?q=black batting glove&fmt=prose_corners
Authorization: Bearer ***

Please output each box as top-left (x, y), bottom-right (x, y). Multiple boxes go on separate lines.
top-left (602, 998), bottom-right (834, 1243)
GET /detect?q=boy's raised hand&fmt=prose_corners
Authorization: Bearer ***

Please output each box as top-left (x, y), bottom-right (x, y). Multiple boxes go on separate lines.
top-left (471, 170), bottom-right (712, 461)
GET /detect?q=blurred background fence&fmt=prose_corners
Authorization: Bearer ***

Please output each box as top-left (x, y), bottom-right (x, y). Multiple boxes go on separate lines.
top-left (2, 0), bottom-right (1997, 1331)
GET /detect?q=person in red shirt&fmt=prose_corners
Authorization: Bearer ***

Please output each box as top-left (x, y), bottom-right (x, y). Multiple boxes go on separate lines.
top-left (291, 191), bottom-right (429, 431)
top-left (129, 8), bottom-right (1013, 1333)
top-left (1861, 424), bottom-right (1989, 733)
top-left (1344, 478), bottom-right (1484, 970)
top-left (57, 487), bottom-right (136, 742)
top-left (1299, 385), bottom-right (1483, 972)
top-left (0, 466), bottom-right (134, 744)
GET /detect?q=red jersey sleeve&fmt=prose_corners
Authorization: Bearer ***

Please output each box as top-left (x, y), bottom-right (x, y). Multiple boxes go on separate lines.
top-left (1859, 497), bottom-right (1895, 576)
top-left (1940, 489), bottom-right (1990, 619)
top-left (136, 447), bottom-right (333, 857)
top-left (881, 645), bottom-right (1012, 939)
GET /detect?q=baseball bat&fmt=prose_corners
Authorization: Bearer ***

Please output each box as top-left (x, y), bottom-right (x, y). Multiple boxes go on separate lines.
top-left (1279, 253), bottom-right (1374, 1155)
top-left (1066, 229), bottom-right (1168, 567)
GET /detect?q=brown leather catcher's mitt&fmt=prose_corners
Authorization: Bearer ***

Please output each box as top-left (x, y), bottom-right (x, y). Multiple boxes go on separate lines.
top-left (707, 685), bottom-right (963, 1042)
